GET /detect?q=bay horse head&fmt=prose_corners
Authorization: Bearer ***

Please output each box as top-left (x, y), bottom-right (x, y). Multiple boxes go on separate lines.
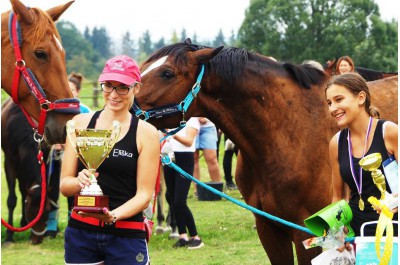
top-left (137, 38), bottom-right (223, 129)
top-left (1, 0), bottom-right (79, 145)
top-left (323, 57), bottom-right (338, 76)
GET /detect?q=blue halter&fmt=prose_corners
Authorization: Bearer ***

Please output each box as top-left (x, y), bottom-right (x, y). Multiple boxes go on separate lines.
top-left (132, 64), bottom-right (205, 123)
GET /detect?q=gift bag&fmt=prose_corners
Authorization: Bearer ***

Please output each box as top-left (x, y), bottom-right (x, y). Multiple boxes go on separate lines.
top-left (144, 217), bottom-right (154, 242)
top-left (311, 248), bottom-right (355, 265)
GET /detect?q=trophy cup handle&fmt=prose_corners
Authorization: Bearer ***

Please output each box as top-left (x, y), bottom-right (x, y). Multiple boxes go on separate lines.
top-left (66, 120), bottom-right (77, 149)
top-left (109, 121), bottom-right (121, 147)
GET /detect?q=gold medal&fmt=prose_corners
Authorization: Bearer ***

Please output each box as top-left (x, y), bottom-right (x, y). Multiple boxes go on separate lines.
top-left (359, 197), bottom-right (365, 211)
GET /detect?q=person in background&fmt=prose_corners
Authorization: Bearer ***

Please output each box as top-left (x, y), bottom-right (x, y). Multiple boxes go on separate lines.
top-left (193, 117), bottom-right (222, 196)
top-left (336, 56), bottom-right (355, 75)
top-left (222, 134), bottom-right (238, 190)
top-left (69, 73), bottom-right (92, 114)
top-left (326, 73), bottom-right (398, 239)
top-left (155, 131), bottom-right (179, 240)
top-left (60, 55), bottom-right (160, 264)
top-left (163, 117), bottom-right (205, 249)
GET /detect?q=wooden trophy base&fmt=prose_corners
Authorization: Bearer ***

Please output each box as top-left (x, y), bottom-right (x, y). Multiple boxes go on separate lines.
top-left (73, 195), bottom-right (109, 213)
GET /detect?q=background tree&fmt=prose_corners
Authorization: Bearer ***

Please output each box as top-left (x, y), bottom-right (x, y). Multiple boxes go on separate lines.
top-left (213, 29), bottom-right (226, 47)
top-left (57, 21), bottom-right (103, 80)
top-left (180, 29), bottom-right (187, 42)
top-left (138, 30), bottom-right (154, 62)
top-left (91, 27), bottom-right (113, 59)
top-left (354, 16), bottom-right (398, 70)
top-left (121, 31), bottom-right (136, 58)
top-left (170, 30), bottom-right (179, 44)
top-left (154, 37), bottom-right (166, 50)
top-left (237, 0), bottom-right (397, 71)
top-left (228, 30), bottom-right (237, 47)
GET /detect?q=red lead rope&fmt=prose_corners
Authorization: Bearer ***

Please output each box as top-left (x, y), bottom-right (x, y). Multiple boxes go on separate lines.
top-left (1, 151), bottom-right (47, 231)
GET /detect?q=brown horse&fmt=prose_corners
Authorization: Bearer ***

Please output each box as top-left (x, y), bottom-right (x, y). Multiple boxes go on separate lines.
top-left (135, 39), bottom-right (398, 264)
top-left (1, 0), bottom-right (78, 145)
top-left (324, 58), bottom-right (398, 81)
top-left (2, 99), bottom-right (54, 244)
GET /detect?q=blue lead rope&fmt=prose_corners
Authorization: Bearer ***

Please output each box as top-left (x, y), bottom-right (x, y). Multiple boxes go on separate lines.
top-left (161, 155), bottom-right (313, 235)
top-left (160, 155), bottom-right (355, 243)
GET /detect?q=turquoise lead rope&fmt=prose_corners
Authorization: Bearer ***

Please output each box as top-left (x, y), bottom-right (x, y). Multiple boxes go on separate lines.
top-left (160, 154), bottom-right (355, 243)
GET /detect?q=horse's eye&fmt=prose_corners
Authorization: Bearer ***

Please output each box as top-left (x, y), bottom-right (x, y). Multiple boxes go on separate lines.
top-left (161, 70), bottom-right (175, 80)
top-left (34, 50), bottom-right (48, 60)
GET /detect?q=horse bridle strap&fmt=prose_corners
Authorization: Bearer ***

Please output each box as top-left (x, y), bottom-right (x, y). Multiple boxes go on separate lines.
top-left (132, 65), bottom-right (205, 122)
top-left (9, 11), bottom-right (80, 136)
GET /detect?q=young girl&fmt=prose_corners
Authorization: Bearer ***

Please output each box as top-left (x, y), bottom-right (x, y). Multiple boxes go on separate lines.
top-left (326, 73), bottom-right (398, 237)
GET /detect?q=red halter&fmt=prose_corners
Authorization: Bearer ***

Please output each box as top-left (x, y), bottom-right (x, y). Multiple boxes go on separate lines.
top-left (9, 11), bottom-right (80, 136)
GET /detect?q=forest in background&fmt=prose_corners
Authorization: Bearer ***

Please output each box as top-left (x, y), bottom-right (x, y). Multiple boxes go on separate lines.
top-left (57, 0), bottom-right (398, 80)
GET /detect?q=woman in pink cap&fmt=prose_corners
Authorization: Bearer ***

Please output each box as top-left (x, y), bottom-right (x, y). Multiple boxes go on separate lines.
top-left (61, 55), bottom-right (160, 265)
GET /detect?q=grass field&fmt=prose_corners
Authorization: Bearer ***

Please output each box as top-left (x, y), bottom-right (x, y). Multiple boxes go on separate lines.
top-left (1, 89), bottom-right (275, 264)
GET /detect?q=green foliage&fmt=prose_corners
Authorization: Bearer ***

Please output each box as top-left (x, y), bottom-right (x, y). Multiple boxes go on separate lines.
top-left (237, 0), bottom-right (397, 70)
top-left (139, 30), bottom-right (154, 56)
top-left (53, 0), bottom-right (396, 84)
top-left (91, 27), bottom-right (113, 58)
top-left (57, 21), bottom-right (104, 80)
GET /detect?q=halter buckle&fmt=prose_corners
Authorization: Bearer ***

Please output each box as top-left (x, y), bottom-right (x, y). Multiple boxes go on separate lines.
top-left (15, 59), bottom-right (26, 69)
top-left (40, 100), bottom-right (51, 110)
top-left (191, 82), bottom-right (200, 97)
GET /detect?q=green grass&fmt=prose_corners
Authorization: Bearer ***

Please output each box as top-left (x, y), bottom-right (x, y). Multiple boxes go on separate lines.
top-left (0, 98), bottom-right (273, 264)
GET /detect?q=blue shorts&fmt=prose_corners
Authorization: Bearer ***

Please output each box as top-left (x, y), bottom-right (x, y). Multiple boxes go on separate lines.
top-left (64, 226), bottom-right (149, 265)
top-left (195, 126), bottom-right (218, 149)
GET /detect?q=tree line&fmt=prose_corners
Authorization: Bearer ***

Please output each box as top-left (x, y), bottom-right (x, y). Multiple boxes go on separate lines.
top-left (56, 0), bottom-right (398, 81)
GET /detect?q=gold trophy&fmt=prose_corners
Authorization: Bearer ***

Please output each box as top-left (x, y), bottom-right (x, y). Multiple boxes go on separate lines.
top-left (359, 153), bottom-right (397, 209)
top-left (66, 120), bottom-right (121, 213)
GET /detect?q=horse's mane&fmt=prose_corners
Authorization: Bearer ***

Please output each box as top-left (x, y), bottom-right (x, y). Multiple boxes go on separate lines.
top-left (283, 63), bottom-right (327, 89)
top-left (29, 8), bottom-right (60, 46)
top-left (145, 42), bottom-right (206, 71)
top-left (146, 40), bottom-right (327, 89)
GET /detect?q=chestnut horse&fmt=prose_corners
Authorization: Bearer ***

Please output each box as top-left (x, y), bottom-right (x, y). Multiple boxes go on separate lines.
top-left (324, 58), bottom-right (398, 81)
top-left (135, 39), bottom-right (398, 264)
top-left (1, 0), bottom-right (77, 243)
top-left (1, 0), bottom-right (79, 145)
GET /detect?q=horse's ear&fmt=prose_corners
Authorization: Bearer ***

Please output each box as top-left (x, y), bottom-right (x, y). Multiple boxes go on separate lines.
top-left (11, 0), bottom-right (33, 25)
top-left (193, 46), bottom-right (224, 64)
top-left (184, 38), bottom-right (192, 45)
top-left (46, 1), bottom-right (74, 22)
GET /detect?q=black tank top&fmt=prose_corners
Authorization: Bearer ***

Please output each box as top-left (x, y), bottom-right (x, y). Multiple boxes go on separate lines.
top-left (69, 110), bottom-right (145, 237)
top-left (338, 119), bottom-right (397, 236)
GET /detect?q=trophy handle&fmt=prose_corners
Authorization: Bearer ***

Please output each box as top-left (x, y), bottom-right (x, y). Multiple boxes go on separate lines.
top-left (109, 121), bottom-right (121, 148)
top-left (66, 120), bottom-right (77, 150)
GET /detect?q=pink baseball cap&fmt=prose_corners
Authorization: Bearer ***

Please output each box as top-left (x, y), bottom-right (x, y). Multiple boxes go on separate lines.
top-left (98, 55), bottom-right (141, 85)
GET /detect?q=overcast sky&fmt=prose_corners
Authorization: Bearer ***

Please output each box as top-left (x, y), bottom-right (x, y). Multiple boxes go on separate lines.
top-left (1, 0), bottom-right (397, 42)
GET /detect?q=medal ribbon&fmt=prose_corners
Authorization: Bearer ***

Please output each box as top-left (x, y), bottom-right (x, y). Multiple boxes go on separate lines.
top-left (347, 117), bottom-right (373, 208)
top-left (368, 196), bottom-right (394, 265)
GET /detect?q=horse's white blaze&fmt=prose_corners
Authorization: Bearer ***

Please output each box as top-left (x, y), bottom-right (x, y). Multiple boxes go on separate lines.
top-left (141, 56), bottom-right (168, 77)
top-left (53, 34), bottom-right (63, 51)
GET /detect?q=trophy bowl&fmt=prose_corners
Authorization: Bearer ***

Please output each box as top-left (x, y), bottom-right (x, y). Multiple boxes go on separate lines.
top-left (67, 120), bottom-right (121, 213)
top-left (359, 153), bottom-right (386, 200)
top-left (359, 153), bottom-right (382, 172)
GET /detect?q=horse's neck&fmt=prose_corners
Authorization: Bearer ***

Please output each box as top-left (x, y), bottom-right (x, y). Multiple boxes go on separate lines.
top-left (199, 81), bottom-right (332, 166)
